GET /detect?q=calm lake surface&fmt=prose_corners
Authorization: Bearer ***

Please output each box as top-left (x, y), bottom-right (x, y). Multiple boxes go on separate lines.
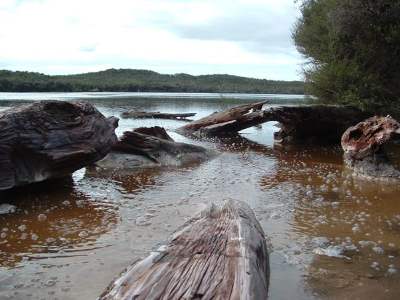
top-left (0, 92), bottom-right (399, 300)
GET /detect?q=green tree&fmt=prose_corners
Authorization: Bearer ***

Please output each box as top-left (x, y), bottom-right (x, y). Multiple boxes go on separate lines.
top-left (293, 0), bottom-right (400, 114)
top-left (0, 69), bottom-right (304, 94)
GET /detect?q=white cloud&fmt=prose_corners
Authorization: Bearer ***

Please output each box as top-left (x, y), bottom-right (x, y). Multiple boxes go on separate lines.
top-left (0, 0), bottom-right (304, 80)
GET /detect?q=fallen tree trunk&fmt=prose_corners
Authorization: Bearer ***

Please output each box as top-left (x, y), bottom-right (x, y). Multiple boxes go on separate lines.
top-left (177, 101), bottom-right (266, 135)
top-left (99, 200), bottom-right (269, 300)
top-left (177, 103), bottom-right (369, 144)
top-left (341, 116), bottom-right (400, 179)
top-left (96, 126), bottom-right (214, 170)
top-left (121, 111), bottom-right (196, 121)
top-left (0, 101), bottom-right (118, 190)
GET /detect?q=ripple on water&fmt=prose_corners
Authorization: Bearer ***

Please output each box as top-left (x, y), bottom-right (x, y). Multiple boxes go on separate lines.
top-left (1, 101), bottom-right (400, 299)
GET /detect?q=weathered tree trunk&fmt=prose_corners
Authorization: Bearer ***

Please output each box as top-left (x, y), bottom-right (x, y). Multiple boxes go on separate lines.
top-left (0, 101), bottom-right (118, 190)
top-left (121, 111), bottom-right (196, 121)
top-left (177, 103), bottom-right (368, 144)
top-left (341, 116), bottom-right (400, 179)
top-left (99, 200), bottom-right (269, 300)
top-left (177, 102), bottom-right (266, 136)
top-left (96, 127), bottom-right (214, 169)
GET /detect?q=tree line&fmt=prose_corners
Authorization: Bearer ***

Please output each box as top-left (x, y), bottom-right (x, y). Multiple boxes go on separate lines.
top-left (0, 69), bottom-right (305, 94)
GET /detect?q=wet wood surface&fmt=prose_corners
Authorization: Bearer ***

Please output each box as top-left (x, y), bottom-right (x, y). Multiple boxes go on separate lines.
top-left (110, 126), bottom-right (209, 164)
top-left (0, 101), bottom-right (118, 190)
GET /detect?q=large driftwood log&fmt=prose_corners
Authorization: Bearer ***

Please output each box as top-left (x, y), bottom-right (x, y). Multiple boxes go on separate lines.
top-left (96, 126), bottom-right (214, 170)
top-left (177, 103), bottom-right (368, 144)
top-left (0, 101), bottom-right (118, 190)
top-left (121, 111), bottom-right (196, 121)
top-left (341, 116), bottom-right (400, 179)
top-left (177, 102), bottom-right (266, 136)
top-left (266, 106), bottom-right (369, 144)
top-left (99, 200), bottom-right (269, 300)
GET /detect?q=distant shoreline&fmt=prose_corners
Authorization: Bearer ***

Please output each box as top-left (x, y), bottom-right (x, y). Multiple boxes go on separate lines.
top-left (0, 68), bottom-right (305, 94)
top-left (0, 91), bottom-right (307, 103)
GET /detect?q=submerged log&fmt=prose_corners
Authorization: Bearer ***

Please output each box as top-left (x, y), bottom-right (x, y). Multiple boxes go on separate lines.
top-left (96, 126), bottom-right (214, 170)
top-left (121, 111), bottom-right (196, 121)
top-left (341, 116), bottom-right (400, 179)
top-left (0, 101), bottom-right (118, 190)
top-left (177, 103), bottom-right (368, 144)
top-left (99, 200), bottom-right (269, 300)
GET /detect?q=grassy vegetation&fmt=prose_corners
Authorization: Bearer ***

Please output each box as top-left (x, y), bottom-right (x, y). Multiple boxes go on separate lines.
top-left (0, 69), bottom-right (304, 94)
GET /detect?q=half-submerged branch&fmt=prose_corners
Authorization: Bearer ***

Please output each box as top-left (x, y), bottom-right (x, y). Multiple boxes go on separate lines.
top-left (121, 111), bottom-right (196, 121)
top-left (177, 102), bottom-right (368, 144)
top-left (99, 200), bottom-right (269, 300)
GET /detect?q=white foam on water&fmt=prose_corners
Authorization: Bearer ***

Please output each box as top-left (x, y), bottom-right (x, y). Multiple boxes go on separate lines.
top-left (0, 204), bottom-right (16, 215)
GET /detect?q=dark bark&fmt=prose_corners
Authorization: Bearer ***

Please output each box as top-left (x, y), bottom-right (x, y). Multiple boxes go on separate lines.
top-left (131, 126), bottom-right (174, 141)
top-left (99, 200), bottom-right (269, 300)
top-left (121, 111), bottom-right (196, 121)
top-left (177, 101), bottom-right (266, 135)
top-left (177, 102), bottom-right (368, 144)
top-left (268, 105), bottom-right (370, 144)
top-left (0, 101), bottom-right (118, 190)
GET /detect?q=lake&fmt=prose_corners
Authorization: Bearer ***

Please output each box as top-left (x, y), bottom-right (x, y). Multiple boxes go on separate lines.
top-left (0, 92), bottom-right (399, 300)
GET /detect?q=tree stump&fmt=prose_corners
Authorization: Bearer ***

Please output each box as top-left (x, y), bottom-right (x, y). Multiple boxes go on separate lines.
top-left (99, 200), bottom-right (270, 300)
top-left (341, 116), bottom-right (400, 179)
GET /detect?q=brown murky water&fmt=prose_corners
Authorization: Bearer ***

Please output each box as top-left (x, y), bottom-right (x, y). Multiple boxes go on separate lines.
top-left (0, 94), bottom-right (399, 300)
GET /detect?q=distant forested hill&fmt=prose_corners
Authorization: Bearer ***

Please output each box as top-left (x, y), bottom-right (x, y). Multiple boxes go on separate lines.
top-left (0, 69), bottom-right (304, 94)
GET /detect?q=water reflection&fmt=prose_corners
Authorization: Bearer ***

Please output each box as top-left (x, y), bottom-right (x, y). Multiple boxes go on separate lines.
top-left (257, 143), bottom-right (400, 298)
top-left (0, 179), bottom-right (118, 268)
top-left (1, 93), bottom-right (400, 299)
top-left (301, 175), bottom-right (400, 298)
top-left (85, 167), bottom-right (161, 195)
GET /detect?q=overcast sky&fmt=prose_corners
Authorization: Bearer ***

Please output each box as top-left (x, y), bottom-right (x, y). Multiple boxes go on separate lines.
top-left (0, 0), bottom-right (304, 80)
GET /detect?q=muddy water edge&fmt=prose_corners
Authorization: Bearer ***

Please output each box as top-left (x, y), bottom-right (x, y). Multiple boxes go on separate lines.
top-left (0, 94), bottom-right (399, 300)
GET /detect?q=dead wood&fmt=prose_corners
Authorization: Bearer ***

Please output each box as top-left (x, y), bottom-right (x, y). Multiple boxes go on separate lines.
top-left (121, 111), bottom-right (196, 121)
top-left (132, 126), bottom-right (174, 141)
top-left (341, 116), bottom-right (400, 179)
top-left (0, 101), bottom-right (118, 190)
top-left (99, 200), bottom-right (269, 300)
top-left (96, 127), bottom-right (214, 169)
top-left (177, 101), bottom-right (266, 135)
top-left (177, 103), bottom-right (368, 144)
